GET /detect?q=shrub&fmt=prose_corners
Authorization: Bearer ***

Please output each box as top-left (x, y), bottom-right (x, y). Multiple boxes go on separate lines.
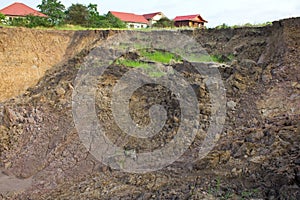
top-left (152, 17), bottom-right (174, 28)
top-left (215, 23), bottom-right (231, 29)
top-left (25, 15), bottom-right (51, 28)
top-left (0, 13), bottom-right (5, 24)
top-left (9, 17), bottom-right (27, 27)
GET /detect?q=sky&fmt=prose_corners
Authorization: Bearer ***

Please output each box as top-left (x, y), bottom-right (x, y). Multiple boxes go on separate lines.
top-left (0, 0), bottom-right (299, 27)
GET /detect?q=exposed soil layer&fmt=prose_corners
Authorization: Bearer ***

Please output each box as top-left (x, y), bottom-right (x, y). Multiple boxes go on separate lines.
top-left (0, 18), bottom-right (299, 199)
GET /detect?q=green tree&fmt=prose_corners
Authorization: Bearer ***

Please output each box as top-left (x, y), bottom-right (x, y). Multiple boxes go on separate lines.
top-left (0, 13), bottom-right (5, 24)
top-left (87, 3), bottom-right (103, 28)
top-left (152, 17), bottom-right (174, 28)
top-left (65, 4), bottom-right (89, 26)
top-left (106, 12), bottom-right (126, 28)
top-left (37, 0), bottom-right (66, 26)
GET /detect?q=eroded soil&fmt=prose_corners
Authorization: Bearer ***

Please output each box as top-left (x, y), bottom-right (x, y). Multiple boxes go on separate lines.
top-left (0, 18), bottom-right (299, 199)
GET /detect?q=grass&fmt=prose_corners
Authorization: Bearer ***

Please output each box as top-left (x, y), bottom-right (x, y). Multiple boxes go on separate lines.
top-left (240, 189), bottom-right (259, 200)
top-left (139, 49), bottom-right (182, 64)
top-left (115, 59), bottom-right (150, 68)
top-left (215, 22), bottom-right (273, 29)
top-left (188, 54), bottom-right (234, 63)
top-left (114, 49), bottom-right (182, 78)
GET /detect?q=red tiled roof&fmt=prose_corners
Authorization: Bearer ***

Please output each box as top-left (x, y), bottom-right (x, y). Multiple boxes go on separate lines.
top-left (0, 2), bottom-right (47, 17)
top-left (109, 11), bottom-right (148, 24)
top-left (143, 12), bottom-right (161, 20)
top-left (174, 14), bottom-right (207, 23)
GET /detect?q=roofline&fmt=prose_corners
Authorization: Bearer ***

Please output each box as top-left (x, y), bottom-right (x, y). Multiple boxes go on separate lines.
top-left (125, 21), bottom-right (148, 24)
top-left (173, 14), bottom-right (208, 23)
top-left (174, 19), bottom-right (208, 23)
top-left (108, 11), bottom-right (148, 24)
top-left (0, 2), bottom-right (47, 17)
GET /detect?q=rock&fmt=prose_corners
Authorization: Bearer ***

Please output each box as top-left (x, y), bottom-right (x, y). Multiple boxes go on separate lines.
top-left (240, 59), bottom-right (256, 68)
top-left (227, 100), bottom-right (237, 110)
top-left (231, 168), bottom-right (242, 177)
top-left (3, 107), bottom-right (17, 125)
top-left (295, 159), bottom-right (300, 165)
top-left (250, 156), bottom-right (266, 164)
top-left (55, 86), bottom-right (66, 96)
top-left (296, 172), bottom-right (300, 185)
top-left (262, 64), bottom-right (273, 83)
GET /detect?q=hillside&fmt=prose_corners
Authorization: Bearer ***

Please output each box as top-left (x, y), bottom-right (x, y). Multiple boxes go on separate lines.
top-left (0, 18), bottom-right (299, 199)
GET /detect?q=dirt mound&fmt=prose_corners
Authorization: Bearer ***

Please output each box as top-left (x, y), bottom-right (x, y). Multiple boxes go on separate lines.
top-left (0, 18), bottom-right (299, 199)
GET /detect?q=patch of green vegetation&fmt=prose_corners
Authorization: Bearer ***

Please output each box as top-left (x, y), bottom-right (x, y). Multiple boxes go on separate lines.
top-left (227, 54), bottom-right (235, 61)
top-left (116, 59), bottom-right (150, 68)
top-left (189, 54), bottom-right (234, 63)
top-left (54, 24), bottom-right (91, 30)
top-left (114, 49), bottom-right (183, 78)
top-left (215, 22), bottom-right (273, 29)
top-left (240, 189), bottom-right (260, 200)
top-left (139, 49), bottom-right (182, 64)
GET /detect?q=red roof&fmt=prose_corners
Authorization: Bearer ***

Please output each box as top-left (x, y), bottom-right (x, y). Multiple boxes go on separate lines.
top-left (0, 2), bottom-right (47, 17)
top-left (109, 11), bottom-right (148, 24)
top-left (143, 12), bottom-right (161, 20)
top-left (174, 14), bottom-right (207, 23)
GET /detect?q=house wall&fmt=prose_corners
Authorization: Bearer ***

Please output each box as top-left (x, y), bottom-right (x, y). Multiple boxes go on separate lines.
top-left (174, 21), bottom-right (190, 27)
top-left (149, 13), bottom-right (166, 26)
top-left (126, 22), bottom-right (147, 29)
top-left (175, 20), bottom-right (205, 28)
top-left (152, 13), bottom-right (165, 22)
top-left (5, 15), bottom-right (24, 20)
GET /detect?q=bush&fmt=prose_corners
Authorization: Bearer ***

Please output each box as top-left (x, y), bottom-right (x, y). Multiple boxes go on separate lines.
top-left (9, 17), bottom-right (27, 27)
top-left (25, 15), bottom-right (51, 28)
top-left (7, 15), bottom-right (51, 28)
top-left (0, 13), bottom-right (5, 24)
top-left (215, 23), bottom-right (231, 29)
top-left (152, 17), bottom-right (174, 28)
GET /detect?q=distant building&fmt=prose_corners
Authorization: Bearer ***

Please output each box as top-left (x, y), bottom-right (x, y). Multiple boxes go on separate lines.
top-left (174, 14), bottom-right (207, 28)
top-left (109, 11), bottom-right (148, 29)
top-left (143, 12), bottom-right (166, 27)
top-left (0, 2), bottom-right (47, 20)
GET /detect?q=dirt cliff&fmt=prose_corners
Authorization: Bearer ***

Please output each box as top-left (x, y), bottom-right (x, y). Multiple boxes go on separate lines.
top-left (0, 28), bottom-right (114, 102)
top-left (0, 18), bottom-right (299, 199)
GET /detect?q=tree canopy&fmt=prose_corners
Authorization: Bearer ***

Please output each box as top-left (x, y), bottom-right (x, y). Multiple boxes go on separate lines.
top-left (152, 17), bottom-right (174, 28)
top-left (0, 13), bottom-right (5, 24)
top-left (105, 12), bottom-right (126, 28)
top-left (65, 3), bottom-right (89, 26)
top-left (37, 0), bottom-right (66, 26)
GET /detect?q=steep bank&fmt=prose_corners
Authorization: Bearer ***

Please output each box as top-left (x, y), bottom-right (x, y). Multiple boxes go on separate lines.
top-left (0, 28), bottom-right (115, 102)
top-left (0, 18), bottom-right (299, 199)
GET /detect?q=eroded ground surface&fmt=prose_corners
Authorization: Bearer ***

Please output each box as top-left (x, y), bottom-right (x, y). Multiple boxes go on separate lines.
top-left (0, 18), bottom-right (299, 199)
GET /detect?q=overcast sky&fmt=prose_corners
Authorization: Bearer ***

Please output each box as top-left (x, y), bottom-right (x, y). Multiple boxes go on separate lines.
top-left (0, 0), bottom-right (299, 27)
